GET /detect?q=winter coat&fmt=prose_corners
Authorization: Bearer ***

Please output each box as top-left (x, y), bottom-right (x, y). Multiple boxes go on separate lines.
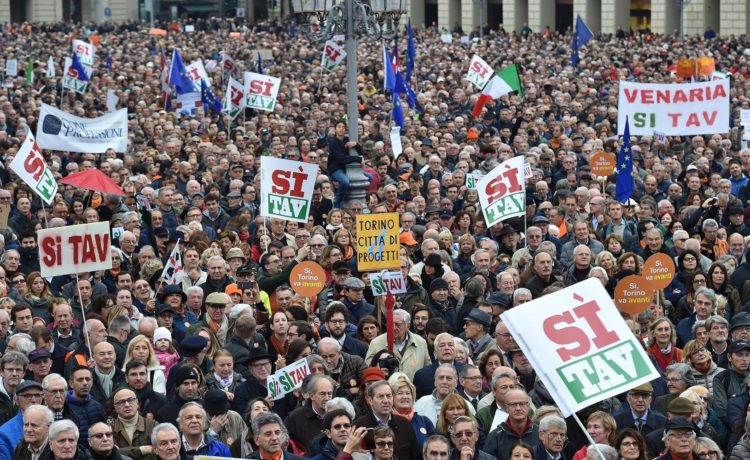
top-left (365, 332), bottom-right (430, 381)
top-left (0, 410), bottom-right (23, 460)
top-left (482, 420), bottom-right (539, 460)
top-left (689, 361), bottom-right (724, 394)
top-left (112, 415), bottom-right (156, 460)
top-left (65, 391), bottom-right (105, 445)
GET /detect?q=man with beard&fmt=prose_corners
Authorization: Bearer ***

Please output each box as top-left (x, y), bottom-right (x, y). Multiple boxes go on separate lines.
top-left (111, 387), bottom-right (157, 459)
top-left (524, 252), bottom-right (558, 298)
top-left (322, 302), bottom-right (368, 358)
top-left (156, 366), bottom-right (202, 426)
top-left (124, 360), bottom-right (167, 420)
top-left (706, 315), bottom-right (729, 368)
top-left (17, 231), bottom-right (39, 276)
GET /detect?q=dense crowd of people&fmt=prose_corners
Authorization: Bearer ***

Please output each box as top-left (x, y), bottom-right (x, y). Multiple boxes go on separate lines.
top-left (1, 13), bottom-right (750, 460)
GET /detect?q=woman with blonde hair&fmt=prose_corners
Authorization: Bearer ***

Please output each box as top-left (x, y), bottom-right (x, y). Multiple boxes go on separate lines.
top-left (122, 334), bottom-right (167, 394)
top-left (435, 393), bottom-right (477, 435)
top-left (389, 374), bottom-right (435, 450)
top-left (571, 411), bottom-right (617, 460)
top-left (647, 317), bottom-right (682, 372)
top-left (682, 339), bottom-right (722, 394)
top-left (332, 228), bottom-right (356, 261)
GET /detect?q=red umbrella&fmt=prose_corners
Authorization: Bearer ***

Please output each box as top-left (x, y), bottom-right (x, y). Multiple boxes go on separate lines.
top-left (59, 169), bottom-right (126, 196)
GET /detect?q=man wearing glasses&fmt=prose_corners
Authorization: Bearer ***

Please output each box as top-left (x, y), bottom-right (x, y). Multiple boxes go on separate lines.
top-left (0, 351), bottom-right (27, 425)
top-left (449, 416), bottom-right (495, 460)
top-left (89, 421), bottom-right (131, 460)
top-left (0, 380), bottom-right (46, 459)
top-left (655, 417), bottom-right (697, 460)
top-left (534, 415), bottom-right (568, 460)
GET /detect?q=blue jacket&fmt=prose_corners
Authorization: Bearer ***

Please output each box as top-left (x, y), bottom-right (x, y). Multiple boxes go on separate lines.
top-left (0, 410), bottom-right (22, 459)
top-left (411, 412), bottom-right (436, 451)
top-left (65, 390), bottom-right (105, 444)
top-left (185, 434), bottom-right (231, 457)
top-left (310, 438), bottom-right (340, 460)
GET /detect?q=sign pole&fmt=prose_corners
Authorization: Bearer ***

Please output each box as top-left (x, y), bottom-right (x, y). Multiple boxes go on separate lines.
top-left (40, 201), bottom-right (48, 228)
top-left (572, 413), bottom-right (609, 460)
top-left (75, 273), bottom-right (93, 354)
top-left (523, 188), bottom-right (528, 248)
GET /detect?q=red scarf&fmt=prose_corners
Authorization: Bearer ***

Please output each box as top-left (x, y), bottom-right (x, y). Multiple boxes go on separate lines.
top-left (648, 342), bottom-right (680, 372)
top-left (271, 335), bottom-right (287, 356)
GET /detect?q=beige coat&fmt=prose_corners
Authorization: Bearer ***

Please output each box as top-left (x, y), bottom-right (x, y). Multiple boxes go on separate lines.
top-left (365, 331), bottom-right (431, 380)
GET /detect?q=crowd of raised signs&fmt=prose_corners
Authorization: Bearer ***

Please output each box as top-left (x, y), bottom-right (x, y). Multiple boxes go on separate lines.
top-left (1, 14), bottom-right (750, 460)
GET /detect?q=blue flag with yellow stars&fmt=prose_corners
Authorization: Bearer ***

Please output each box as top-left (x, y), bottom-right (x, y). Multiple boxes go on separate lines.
top-left (615, 116), bottom-right (634, 204)
top-left (169, 49), bottom-right (196, 95)
top-left (201, 79), bottom-right (223, 114)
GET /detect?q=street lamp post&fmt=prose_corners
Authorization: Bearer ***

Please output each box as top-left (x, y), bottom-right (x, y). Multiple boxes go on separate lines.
top-left (291, 0), bottom-right (406, 206)
top-left (473, 0), bottom-right (483, 38)
top-left (675, 0), bottom-right (692, 39)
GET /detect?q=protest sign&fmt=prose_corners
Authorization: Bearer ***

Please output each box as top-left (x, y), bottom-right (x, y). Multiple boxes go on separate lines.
top-left (267, 358), bottom-right (311, 400)
top-left (476, 156), bottom-right (525, 227)
top-left (62, 57), bottom-right (88, 94)
top-left (641, 253), bottom-right (675, 290)
top-left (614, 275), bottom-right (653, 315)
top-left (259, 157), bottom-right (318, 223)
top-left (390, 127), bottom-right (402, 157)
top-left (356, 213), bottom-right (400, 271)
top-left (466, 172), bottom-right (482, 191)
top-left (467, 55), bottom-right (494, 90)
top-left (370, 271), bottom-right (407, 296)
top-left (106, 89), bottom-right (118, 112)
top-left (38, 222), bottom-right (112, 277)
top-left (290, 261), bottom-right (327, 297)
top-left (72, 39), bottom-right (96, 67)
top-left (653, 131), bottom-right (667, 144)
top-left (5, 59), bottom-right (17, 77)
top-left (501, 278), bottom-right (659, 416)
top-left (617, 79), bottom-right (730, 136)
top-left (224, 77), bottom-right (245, 120)
top-left (36, 103), bottom-right (128, 153)
top-left (523, 162), bottom-right (532, 179)
top-left (185, 60), bottom-right (210, 91)
top-left (9, 131), bottom-right (57, 205)
top-left (441, 34), bottom-right (453, 43)
top-left (321, 40), bottom-right (346, 72)
top-left (244, 72), bottom-right (281, 112)
top-left (589, 151), bottom-right (616, 177)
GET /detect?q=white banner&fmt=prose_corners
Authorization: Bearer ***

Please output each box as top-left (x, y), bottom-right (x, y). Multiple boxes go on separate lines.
top-left (260, 157), bottom-right (318, 223)
top-left (72, 39), bottom-right (96, 67)
top-left (501, 279), bottom-right (659, 416)
top-left (106, 89), bottom-right (119, 112)
top-left (244, 72), bottom-right (281, 112)
top-left (36, 103), bottom-right (128, 153)
top-left (5, 59), bottom-right (17, 77)
top-left (9, 132), bottom-right (57, 205)
top-left (38, 222), bottom-right (112, 277)
top-left (268, 358), bottom-right (311, 400)
top-left (467, 55), bottom-right (494, 90)
top-left (476, 156), bottom-right (525, 227)
top-left (224, 77), bottom-right (245, 120)
top-left (185, 60), bottom-right (209, 91)
top-left (617, 79), bottom-right (730, 136)
top-left (321, 40), bottom-right (346, 72)
top-left (62, 57), bottom-right (88, 94)
top-left (370, 271), bottom-right (407, 296)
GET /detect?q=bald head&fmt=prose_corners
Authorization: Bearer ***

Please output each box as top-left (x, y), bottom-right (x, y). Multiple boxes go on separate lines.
top-left (93, 341), bottom-right (116, 372)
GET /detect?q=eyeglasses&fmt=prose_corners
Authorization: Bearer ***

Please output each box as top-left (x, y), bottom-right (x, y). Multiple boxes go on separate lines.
top-left (506, 402), bottom-right (529, 408)
top-left (114, 397), bottom-right (137, 406)
top-left (668, 431), bottom-right (694, 440)
top-left (310, 244), bottom-right (325, 248)
top-left (12, 278), bottom-right (25, 285)
top-left (332, 423), bottom-right (351, 430)
top-left (452, 431), bottom-right (475, 438)
top-left (90, 432), bottom-right (114, 439)
top-left (18, 393), bottom-right (43, 399)
top-left (620, 441), bottom-right (639, 448)
top-left (544, 432), bottom-right (567, 440)
top-left (375, 441), bottom-right (394, 448)
top-left (699, 451), bottom-right (720, 458)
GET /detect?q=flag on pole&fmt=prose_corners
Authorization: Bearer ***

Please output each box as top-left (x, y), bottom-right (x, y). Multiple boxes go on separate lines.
top-left (105, 51), bottom-right (112, 73)
top-left (257, 52), bottom-right (263, 74)
top-left (201, 79), bottom-right (223, 114)
top-left (70, 53), bottom-right (89, 82)
top-left (572, 15), bottom-right (593, 68)
top-left (46, 56), bottom-right (55, 77)
top-left (383, 44), bottom-right (396, 91)
top-left (406, 18), bottom-right (416, 82)
top-left (161, 241), bottom-right (183, 285)
top-left (169, 49), bottom-right (196, 95)
top-left (471, 64), bottom-right (523, 117)
top-left (160, 48), bottom-right (171, 110)
top-left (26, 56), bottom-right (34, 84)
top-left (615, 117), bottom-right (635, 204)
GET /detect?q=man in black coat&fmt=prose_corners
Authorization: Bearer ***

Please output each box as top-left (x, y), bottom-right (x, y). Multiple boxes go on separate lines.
top-left (233, 347), bottom-right (292, 420)
top-left (156, 366), bottom-right (203, 426)
top-left (352, 380), bottom-right (422, 460)
top-left (224, 314), bottom-right (266, 378)
top-left (613, 382), bottom-right (667, 438)
top-left (89, 342), bottom-right (126, 407)
top-left (124, 359), bottom-right (167, 420)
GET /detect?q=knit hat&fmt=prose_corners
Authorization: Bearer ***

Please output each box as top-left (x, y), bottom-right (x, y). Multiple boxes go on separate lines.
top-left (173, 366), bottom-right (200, 387)
top-left (430, 278), bottom-right (449, 293)
top-left (361, 367), bottom-right (386, 384)
top-left (424, 253), bottom-right (442, 268)
top-left (154, 327), bottom-right (172, 344)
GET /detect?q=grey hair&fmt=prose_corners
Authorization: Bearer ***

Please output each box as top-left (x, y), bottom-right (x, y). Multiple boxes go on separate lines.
top-left (318, 337), bottom-right (341, 352)
top-left (448, 415), bottom-right (478, 434)
top-left (590, 267), bottom-right (609, 281)
top-left (49, 419), bottom-right (79, 442)
top-left (422, 435), bottom-right (450, 458)
top-left (305, 374), bottom-right (336, 394)
top-left (491, 371), bottom-right (517, 391)
top-left (513, 288), bottom-right (531, 302)
top-left (0, 249), bottom-right (19, 264)
top-left (663, 425), bottom-right (696, 442)
top-left (325, 397), bottom-right (356, 420)
top-left (479, 237), bottom-right (499, 253)
top-left (177, 401), bottom-right (208, 427)
top-left (306, 354), bottom-right (325, 369)
top-left (24, 404), bottom-right (54, 425)
top-left (1, 350), bottom-right (28, 370)
top-left (694, 287), bottom-right (716, 307)
top-left (692, 320), bottom-right (708, 337)
top-left (393, 308), bottom-right (411, 326)
top-left (185, 286), bottom-right (203, 297)
top-left (8, 334), bottom-right (34, 356)
top-left (151, 422), bottom-right (180, 445)
top-left (588, 445), bottom-right (618, 460)
top-left (138, 316), bottom-right (158, 330)
top-left (705, 315), bottom-right (728, 331)
top-left (665, 363), bottom-right (696, 387)
top-left (539, 414), bottom-right (567, 432)
top-left (702, 219), bottom-right (719, 230)
top-left (42, 373), bottom-right (68, 391)
top-left (108, 315), bottom-right (132, 334)
top-left (310, 234), bottom-right (328, 246)
top-left (435, 363), bottom-right (457, 380)
top-left (433, 332), bottom-right (454, 354)
top-left (695, 438), bottom-right (723, 460)
top-left (251, 412), bottom-right (287, 438)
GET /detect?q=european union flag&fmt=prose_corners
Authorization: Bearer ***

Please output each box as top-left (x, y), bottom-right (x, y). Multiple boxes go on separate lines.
top-left (105, 51), bottom-right (112, 74)
top-left (572, 15), bottom-right (593, 68)
top-left (615, 116), bottom-right (634, 204)
top-left (71, 53), bottom-right (90, 81)
top-left (169, 49), bottom-right (196, 95)
top-left (201, 79), bottom-right (223, 114)
top-left (406, 18), bottom-right (416, 82)
top-left (257, 52), bottom-right (263, 74)
top-left (392, 94), bottom-right (404, 128)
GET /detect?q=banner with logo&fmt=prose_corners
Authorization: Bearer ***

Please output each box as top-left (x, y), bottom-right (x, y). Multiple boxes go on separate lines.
top-left (467, 55), bottom-right (494, 90)
top-left (62, 57), bottom-right (88, 94)
top-left (38, 222), bottom-right (112, 277)
top-left (9, 132), bottom-right (57, 205)
top-left (244, 72), bottom-right (281, 112)
top-left (476, 156), bottom-right (525, 227)
top-left (224, 77), bottom-right (245, 120)
top-left (321, 40), bottom-right (346, 72)
top-left (72, 39), bottom-right (96, 67)
top-left (370, 271), bottom-right (407, 296)
top-left (36, 103), bottom-right (128, 153)
top-left (185, 60), bottom-right (210, 91)
top-left (356, 213), bottom-right (400, 272)
top-left (501, 278), bottom-right (659, 416)
top-left (5, 59), bottom-right (17, 77)
top-left (259, 157), bottom-right (318, 223)
top-left (617, 79), bottom-right (730, 136)
top-left (268, 358), bottom-right (311, 400)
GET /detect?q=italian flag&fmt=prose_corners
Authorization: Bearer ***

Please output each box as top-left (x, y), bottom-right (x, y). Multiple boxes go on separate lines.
top-left (471, 64), bottom-right (523, 117)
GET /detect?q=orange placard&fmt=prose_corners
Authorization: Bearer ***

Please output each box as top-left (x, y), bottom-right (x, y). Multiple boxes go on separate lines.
top-left (614, 275), bottom-right (653, 315)
top-left (676, 59), bottom-right (695, 79)
top-left (589, 151), bottom-right (617, 177)
top-left (697, 57), bottom-right (716, 78)
top-left (290, 261), bottom-right (327, 297)
top-left (149, 28), bottom-right (168, 36)
top-left (642, 253), bottom-right (676, 290)
top-left (229, 32), bottom-right (242, 39)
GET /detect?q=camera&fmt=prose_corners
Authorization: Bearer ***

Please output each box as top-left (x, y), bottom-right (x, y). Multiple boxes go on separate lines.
top-left (378, 356), bottom-right (400, 375)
